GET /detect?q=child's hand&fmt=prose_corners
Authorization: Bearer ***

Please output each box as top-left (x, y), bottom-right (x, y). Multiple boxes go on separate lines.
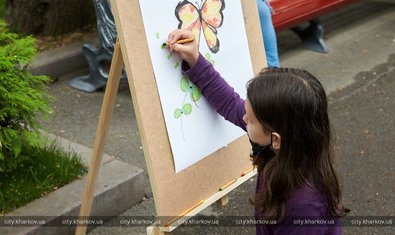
top-left (167, 29), bottom-right (199, 67)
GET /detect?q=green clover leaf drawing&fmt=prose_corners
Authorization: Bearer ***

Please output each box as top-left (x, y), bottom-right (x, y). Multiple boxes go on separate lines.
top-left (181, 76), bottom-right (202, 102)
top-left (174, 103), bottom-right (192, 119)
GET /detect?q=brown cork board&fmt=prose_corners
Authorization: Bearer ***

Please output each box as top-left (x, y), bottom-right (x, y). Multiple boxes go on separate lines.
top-left (111, 0), bottom-right (267, 222)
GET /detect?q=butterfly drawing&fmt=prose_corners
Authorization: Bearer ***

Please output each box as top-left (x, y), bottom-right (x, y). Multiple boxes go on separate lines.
top-left (175, 0), bottom-right (225, 54)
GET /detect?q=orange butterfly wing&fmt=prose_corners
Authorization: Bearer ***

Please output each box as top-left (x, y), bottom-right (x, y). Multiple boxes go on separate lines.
top-left (175, 1), bottom-right (202, 46)
top-left (176, 0), bottom-right (225, 54)
top-left (201, 0), bottom-right (225, 53)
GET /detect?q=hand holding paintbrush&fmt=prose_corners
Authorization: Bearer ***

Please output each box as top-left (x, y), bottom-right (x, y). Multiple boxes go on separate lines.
top-left (166, 29), bottom-right (199, 67)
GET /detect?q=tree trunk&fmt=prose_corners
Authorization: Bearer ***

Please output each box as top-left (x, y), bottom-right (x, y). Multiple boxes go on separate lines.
top-left (5, 0), bottom-right (96, 36)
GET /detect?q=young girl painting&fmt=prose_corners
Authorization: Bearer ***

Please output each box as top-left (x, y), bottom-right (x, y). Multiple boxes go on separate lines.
top-left (167, 29), bottom-right (349, 234)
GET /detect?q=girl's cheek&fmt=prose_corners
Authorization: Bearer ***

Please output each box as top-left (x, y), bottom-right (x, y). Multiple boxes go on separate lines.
top-left (246, 126), bottom-right (251, 137)
top-left (246, 126), bottom-right (255, 140)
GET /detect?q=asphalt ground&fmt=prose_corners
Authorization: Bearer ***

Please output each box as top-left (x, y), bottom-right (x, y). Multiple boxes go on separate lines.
top-left (39, 1), bottom-right (394, 234)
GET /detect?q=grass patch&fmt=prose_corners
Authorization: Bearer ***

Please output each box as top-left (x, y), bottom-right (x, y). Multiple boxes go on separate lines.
top-left (0, 142), bottom-right (87, 215)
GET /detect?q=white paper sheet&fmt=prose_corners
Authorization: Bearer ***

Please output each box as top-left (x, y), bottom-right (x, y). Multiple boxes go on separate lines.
top-left (138, 0), bottom-right (254, 173)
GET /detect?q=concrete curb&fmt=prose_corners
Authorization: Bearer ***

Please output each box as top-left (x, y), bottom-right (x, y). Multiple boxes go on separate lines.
top-left (30, 38), bottom-right (97, 78)
top-left (0, 134), bottom-right (145, 235)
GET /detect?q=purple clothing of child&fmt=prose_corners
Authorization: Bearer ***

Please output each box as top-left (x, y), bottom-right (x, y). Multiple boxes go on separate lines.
top-left (182, 54), bottom-right (342, 235)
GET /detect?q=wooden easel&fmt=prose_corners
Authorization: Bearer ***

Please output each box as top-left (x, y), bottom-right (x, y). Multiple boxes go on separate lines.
top-left (74, 38), bottom-right (257, 235)
top-left (75, 0), bottom-right (266, 234)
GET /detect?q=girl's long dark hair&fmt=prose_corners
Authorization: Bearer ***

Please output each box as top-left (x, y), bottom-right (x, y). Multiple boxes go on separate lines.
top-left (247, 67), bottom-right (349, 219)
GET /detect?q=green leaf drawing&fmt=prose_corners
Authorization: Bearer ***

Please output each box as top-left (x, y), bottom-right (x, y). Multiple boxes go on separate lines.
top-left (174, 103), bottom-right (192, 119)
top-left (191, 86), bottom-right (201, 102)
top-left (204, 52), bottom-right (215, 65)
top-left (155, 32), bottom-right (160, 39)
top-left (180, 76), bottom-right (202, 102)
top-left (181, 76), bottom-right (189, 92)
top-left (182, 103), bottom-right (192, 115)
top-left (175, 62), bottom-right (180, 69)
top-left (174, 108), bottom-right (182, 119)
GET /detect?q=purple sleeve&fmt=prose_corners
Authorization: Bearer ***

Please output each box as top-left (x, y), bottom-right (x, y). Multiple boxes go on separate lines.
top-left (182, 54), bottom-right (247, 131)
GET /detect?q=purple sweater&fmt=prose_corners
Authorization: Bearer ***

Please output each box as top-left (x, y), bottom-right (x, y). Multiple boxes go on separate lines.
top-left (183, 54), bottom-right (342, 235)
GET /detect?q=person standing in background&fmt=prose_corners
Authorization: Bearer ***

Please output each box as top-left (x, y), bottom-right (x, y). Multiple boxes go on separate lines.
top-left (256, 0), bottom-right (280, 67)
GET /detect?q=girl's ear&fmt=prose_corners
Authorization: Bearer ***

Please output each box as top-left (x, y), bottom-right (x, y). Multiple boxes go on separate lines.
top-left (272, 132), bottom-right (281, 150)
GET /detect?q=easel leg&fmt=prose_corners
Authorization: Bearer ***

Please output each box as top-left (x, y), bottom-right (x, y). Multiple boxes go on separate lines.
top-left (147, 226), bottom-right (173, 235)
top-left (75, 39), bottom-right (124, 235)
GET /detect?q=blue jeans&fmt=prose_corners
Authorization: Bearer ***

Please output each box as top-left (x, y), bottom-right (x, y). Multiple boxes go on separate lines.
top-left (256, 0), bottom-right (280, 67)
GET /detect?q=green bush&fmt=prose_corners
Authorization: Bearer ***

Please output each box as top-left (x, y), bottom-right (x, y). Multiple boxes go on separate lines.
top-left (0, 19), bottom-right (51, 172)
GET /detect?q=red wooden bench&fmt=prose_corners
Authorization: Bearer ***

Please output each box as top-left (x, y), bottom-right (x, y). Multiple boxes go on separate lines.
top-left (269, 0), bottom-right (357, 52)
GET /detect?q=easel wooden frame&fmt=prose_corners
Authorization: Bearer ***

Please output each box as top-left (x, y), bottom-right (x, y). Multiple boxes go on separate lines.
top-left (75, 0), bottom-right (266, 234)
